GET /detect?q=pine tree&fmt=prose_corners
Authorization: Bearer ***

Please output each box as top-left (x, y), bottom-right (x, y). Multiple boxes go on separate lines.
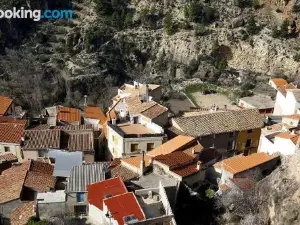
top-left (164, 12), bottom-right (175, 35)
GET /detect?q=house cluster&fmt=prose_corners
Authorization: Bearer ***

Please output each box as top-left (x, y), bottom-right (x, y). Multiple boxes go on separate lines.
top-left (0, 78), bottom-right (299, 224)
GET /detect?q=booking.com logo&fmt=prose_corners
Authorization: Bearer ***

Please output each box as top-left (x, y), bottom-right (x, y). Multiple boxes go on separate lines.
top-left (0, 7), bottom-right (73, 21)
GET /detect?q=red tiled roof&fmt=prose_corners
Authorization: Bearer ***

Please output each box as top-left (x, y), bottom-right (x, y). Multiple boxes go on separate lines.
top-left (0, 96), bottom-right (13, 116)
top-left (10, 201), bottom-right (36, 225)
top-left (0, 161), bottom-right (31, 203)
top-left (24, 161), bottom-right (55, 192)
top-left (171, 162), bottom-right (199, 177)
top-left (87, 177), bottom-right (127, 210)
top-left (154, 151), bottom-right (195, 169)
top-left (0, 116), bottom-right (26, 124)
top-left (0, 160), bottom-right (55, 203)
top-left (0, 153), bottom-right (18, 162)
top-left (141, 104), bottom-right (168, 120)
top-left (278, 83), bottom-right (297, 96)
top-left (0, 123), bottom-right (25, 144)
top-left (148, 135), bottom-right (197, 157)
top-left (214, 153), bottom-right (279, 175)
top-left (121, 155), bottom-right (152, 169)
top-left (275, 132), bottom-right (300, 144)
top-left (84, 106), bottom-right (107, 124)
top-left (57, 106), bottom-right (81, 123)
top-left (104, 192), bottom-right (145, 225)
top-left (270, 78), bottom-right (288, 88)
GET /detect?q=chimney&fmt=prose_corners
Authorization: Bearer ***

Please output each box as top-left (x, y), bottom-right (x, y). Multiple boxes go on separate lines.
top-left (291, 129), bottom-right (296, 135)
top-left (112, 118), bottom-right (117, 125)
top-left (140, 151), bottom-right (145, 176)
top-left (145, 84), bottom-right (149, 102)
top-left (83, 95), bottom-right (88, 107)
top-left (196, 161), bottom-right (201, 171)
top-left (224, 105), bottom-right (227, 111)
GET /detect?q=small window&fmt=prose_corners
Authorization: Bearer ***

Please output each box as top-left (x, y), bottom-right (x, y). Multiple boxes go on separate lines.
top-left (246, 139), bottom-right (252, 148)
top-left (247, 129), bottom-right (253, 133)
top-left (76, 192), bottom-right (85, 203)
top-left (112, 135), bottom-right (118, 144)
top-left (147, 143), bottom-right (155, 151)
top-left (4, 147), bottom-right (10, 152)
top-left (131, 144), bottom-right (139, 153)
top-left (227, 141), bottom-right (234, 150)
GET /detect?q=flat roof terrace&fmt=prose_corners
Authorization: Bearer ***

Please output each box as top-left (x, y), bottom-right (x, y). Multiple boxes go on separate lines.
top-left (117, 122), bottom-right (158, 135)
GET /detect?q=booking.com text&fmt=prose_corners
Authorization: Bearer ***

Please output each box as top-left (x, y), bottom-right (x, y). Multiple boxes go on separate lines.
top-left (0, 7), bottom-right (73, 21)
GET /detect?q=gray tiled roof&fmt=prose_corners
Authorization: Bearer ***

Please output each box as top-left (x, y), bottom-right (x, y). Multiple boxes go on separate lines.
top-left (172, 109), bottom-right (263, 137)
top-left (289, 89), bottom-right (300, 102)
top-left (240, 94), bottom-right (274, 109)
top-left (66, 162), bottom-right (110, 193)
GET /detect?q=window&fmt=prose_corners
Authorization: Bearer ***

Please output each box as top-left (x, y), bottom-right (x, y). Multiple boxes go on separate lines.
top-left (147, 143), bottom-right (155, 151)
top-left (76, 192), bottom-right (85, 203)
top-left (131, 144), bottom-right (139, 152)
top-left (112, 135), bottom-right (118, 144)
top-left (74, 205), bottom-right (87, 215)
top-left (246, 139), bottom-right (252, 148)
top-left (227, 141), bottom-right (234, 150)
top-left (4, 147), bottom-right (10, 152)
top-left (247, 129), bottom-right (253, 133)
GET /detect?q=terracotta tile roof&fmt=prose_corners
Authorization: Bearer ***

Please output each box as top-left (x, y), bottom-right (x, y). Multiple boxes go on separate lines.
top-left (2, 160), bottom-right (31, 175)
top-left (171, 162), bottom-right (199, 177)
top-left (0, 168), bottom-right (27, 203)
top-left (118, 123), bottom-right (158, 135)
top-left (23, 129), bottom-right (61, 150)
top-left (10, 201), bottom-right (36, 225)
top-left (283, 114), bottom-right (300, 120)
top-left (1, 160), bottom-right (55, 198)
top-left (270, 78), bottom-right (288, 87)
top-left (230, 177), bottom-right (256, 191)
top-left (0, 123), bottom-right (25, 144)
top-left (0, 96), bottom-right (13, 116)
top-left (275, 132), bottom-right (300, 144)
top-left (84, 106), bottom-right (107, 124)
top-left (57, 106), bottom-right (81, 123)
top-left (141, 104), bottom-right (168, 119)
top-left (121, 155), bottom-right (152, 169)
top-left (172, 109), bottom-right (263, 136)
top-left (109, 159), bottom-right (138, 182)
top-left (183, 142), bottom-right (204, 156)
top-left (109, 164), bottom-right (138, 182)
top-left (0, 153), bottom-right (18, 162)
top-left (87, 177), bottom-right (127, 210)
top-left (147, 135), bottom-right (197, 157)
top-left (0, 116), bottom-right (26, 124)
top-left (104, 192), bottom-right (145, 225)
top-left (66, 132), bottom-right (94, 151)
top-left (214, 153), bottom-right (279, 175)
top-left (154, 151), bottom-right (195, 169)
top-left (23, 161), bottom-right (55, 192)
top-left (278, 83), bottom-right (297, 96)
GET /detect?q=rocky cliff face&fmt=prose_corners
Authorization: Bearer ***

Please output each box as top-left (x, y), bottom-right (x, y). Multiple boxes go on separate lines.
top-left (0, 0), bottom-right (299, 112)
